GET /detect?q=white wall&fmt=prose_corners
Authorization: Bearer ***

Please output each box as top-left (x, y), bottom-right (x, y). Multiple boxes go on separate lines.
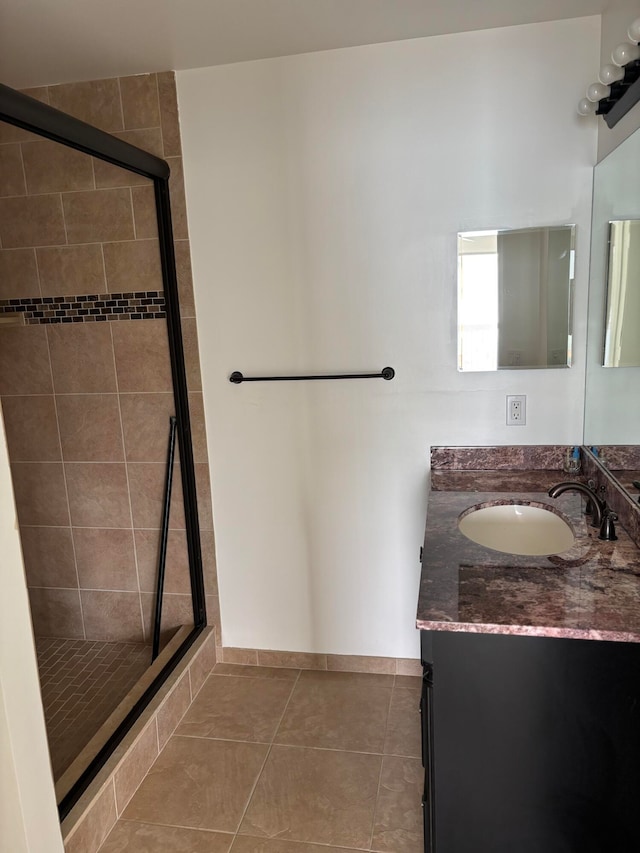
top-left (0, 420), bottom-right (63, 851)
top-left (178, 17), bottom-right (599, 657)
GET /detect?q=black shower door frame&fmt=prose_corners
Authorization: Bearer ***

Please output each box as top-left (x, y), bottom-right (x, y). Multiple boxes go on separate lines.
top-left (0, 82), bottom-right (207, 820)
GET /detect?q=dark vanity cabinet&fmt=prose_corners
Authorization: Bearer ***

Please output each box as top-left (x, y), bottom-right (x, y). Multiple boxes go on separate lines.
top-left (419, 630), bottom-right (640, 853)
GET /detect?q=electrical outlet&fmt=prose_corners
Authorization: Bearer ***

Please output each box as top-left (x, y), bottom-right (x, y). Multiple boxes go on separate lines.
top-left (506, 394), bottom-right (526, 426)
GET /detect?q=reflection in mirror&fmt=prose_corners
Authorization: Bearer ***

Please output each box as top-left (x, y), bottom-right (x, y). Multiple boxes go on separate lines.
top-left (604, 219), bottom-right (640, 367)
top-left (457, 226), bottom-right (575, 371)
top-left (584, 445), bottom-right (640, 499)
top-left (584, 125), bottom-right (640, 448)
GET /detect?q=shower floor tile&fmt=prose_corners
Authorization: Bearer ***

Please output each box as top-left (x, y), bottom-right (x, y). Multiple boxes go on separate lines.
top-left (36, 636), bottom-right (151, 780)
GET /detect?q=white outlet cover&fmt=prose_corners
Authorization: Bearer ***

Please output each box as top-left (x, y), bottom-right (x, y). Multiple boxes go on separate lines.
top-left (506, 394), bottom-right (526, 426)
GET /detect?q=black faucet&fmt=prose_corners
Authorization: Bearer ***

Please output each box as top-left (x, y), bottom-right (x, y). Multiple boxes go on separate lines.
top-left (547, 481), bottom-right (605, 528)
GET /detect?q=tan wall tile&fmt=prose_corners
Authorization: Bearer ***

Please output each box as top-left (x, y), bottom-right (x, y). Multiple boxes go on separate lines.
top-left (157, 72), bottom-right (182, 157)
top-left (111, 319), bottom-right (173, 393)
top-left (114, 720), bottom-right (158, 815)
top-left (94, 129), bottom-right (163, 188)
top-left (0, 248), bottom-right (39, 299)
top-left (194, 463), bottom-right (213, 530)
top-left (326, 654), bottom-right (396, 675)
top-left (395, 658), bottom-right (422, 677)
top-left (102, 239), bottom-right (162, 293)
top-left (49, 79), bottom-right (124, 133)
top-left (56, 394), bottom-right (124, 462)
top-left (47, 323), bottom-right (117, 393)
top-left (0, 325), bottom-right (53, 394)
top-left (134, 527), bottom-right (190, 593)
top-left (37, 244), bottom-right (106, 297)
top-left (28, 587), bottom-right (84, 639)
top-left (167, 157), bottom-right (188, 239)
top-left (22, 140), bottom-right (94, 194)
top-left (174, 240), bottom-right (195, 317)
top-left (0, 143), bottom-right (26, 196)
top-left (81, 590), bottom-right (144, 642)
top-left (156, 672), bottom-right (191, 750)
top-left (62, 188), bottom-right (135, 244)
top-left (93, 159), bottom-right (145, 190)
top-left (0, 120), bottom-right (42, 147)
top-left (127, 462), bottom-right (185, 530)
top-left (20, 526), bottom-right (77, 588)
top-left (65, 462), bottom-right (131, 528)
top-left (0, 193), bottom-right (66, 247)
top-left (188, 629), bottom-right (217, 697)
top-left (1, 395), bottom-right (61, 461)
top-left (115, 127), bottom-right (164, 158)
top-left (73, 528), bottom-right (137, 591)
top-left (181, 318), bottom-right (202, 393)
top-left (205, 594), bottom-right (221, 646)
top-left (0, 88), bottom-right (50, 144)
top-left (220, 647), bottom-right (259, 666)
top-left (131, 185), bottom-right (157, 239)
top-left (119, 74), bottom-right (160, 130)
top-left (140, 591), bottom-right (194, 647)
top-left (201, 529), bottom-right (217, 596)
top-left (64, 780), bottom-right (117, 853)
top-left (257, 650), bottom-right (328, 670)
top-left (11, 461), bottom-right (70, 526)
top-left (394, 675), bottom-right (422, 689)
top-left (188, 392), bottom-right (208, 464)
top-left (119, 393), bottom-right (176, 463)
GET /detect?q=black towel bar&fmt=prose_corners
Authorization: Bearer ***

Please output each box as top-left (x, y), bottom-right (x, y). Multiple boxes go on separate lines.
top-left (230, 367), bottom-right (395, 384)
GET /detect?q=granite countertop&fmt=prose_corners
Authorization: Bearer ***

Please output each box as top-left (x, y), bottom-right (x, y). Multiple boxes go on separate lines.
top-left (417, 470), bottom-right (640, 643)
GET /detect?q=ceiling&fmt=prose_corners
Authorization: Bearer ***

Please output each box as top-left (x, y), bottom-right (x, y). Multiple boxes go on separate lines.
top-left (1, 0), bottom-right (605, 89)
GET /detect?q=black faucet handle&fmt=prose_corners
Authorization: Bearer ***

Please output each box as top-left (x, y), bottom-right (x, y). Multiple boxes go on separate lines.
top-left (598, 509), bottom-right (618, 542)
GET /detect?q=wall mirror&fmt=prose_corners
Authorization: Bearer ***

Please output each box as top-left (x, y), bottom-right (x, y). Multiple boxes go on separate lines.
top-left (584, 124), bottom-right (640, 498)
top-left (603, 219), bottom-right (640, 367)
top-left (457, 226), bottom-right (575, 372)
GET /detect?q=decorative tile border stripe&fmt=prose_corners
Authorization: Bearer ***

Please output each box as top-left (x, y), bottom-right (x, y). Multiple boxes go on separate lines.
top-left (0, 291), bottom-right (166, 324)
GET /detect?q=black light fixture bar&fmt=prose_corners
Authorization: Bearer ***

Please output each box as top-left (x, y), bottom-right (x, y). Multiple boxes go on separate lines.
top-left (596, 59), bottom-right (640, 127)
top-left (230, 367), bottom-right (395, 383)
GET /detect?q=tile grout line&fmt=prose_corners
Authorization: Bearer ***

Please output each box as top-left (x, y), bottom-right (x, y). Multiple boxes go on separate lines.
top-left (152, 74), bottom-right (163, 157)
top-left (231, 667), bottom-right (303, 843)
top-left (366, 684), bottom-right (395, 851)
top-left (43, 323), bottom-right (87, 639)
top-left (108, 321), bottom-right (147, 643)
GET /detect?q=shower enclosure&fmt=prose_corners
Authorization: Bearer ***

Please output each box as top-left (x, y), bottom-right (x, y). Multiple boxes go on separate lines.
top-left (0, 79), bottom-right (207, 820)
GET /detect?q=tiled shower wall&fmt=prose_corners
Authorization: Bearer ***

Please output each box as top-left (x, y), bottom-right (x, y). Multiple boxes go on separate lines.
top-left (0, 73), bottom-right (219, 645)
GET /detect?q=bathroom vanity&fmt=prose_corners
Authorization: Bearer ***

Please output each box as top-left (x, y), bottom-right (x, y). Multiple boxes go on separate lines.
top-left (417, 447), bottom-right (640, 853)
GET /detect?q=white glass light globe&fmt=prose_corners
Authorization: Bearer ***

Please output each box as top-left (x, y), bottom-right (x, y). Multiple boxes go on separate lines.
top-left (577, 98), bottom-right (596, 116)
top-left (628, 18), bottom-right (640, 44)
top-left (587, 82), bottom-right (610, 102)
top-left (599, 64), bottom-right (624, 84)
top-left (612, 42), bottom-right (640, 66)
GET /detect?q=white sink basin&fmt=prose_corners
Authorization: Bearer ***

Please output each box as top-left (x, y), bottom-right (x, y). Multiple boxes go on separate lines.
top-left (458, 502), bottom-right (575, 556)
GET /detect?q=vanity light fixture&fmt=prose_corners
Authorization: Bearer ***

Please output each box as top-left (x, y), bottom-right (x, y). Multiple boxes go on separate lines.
top-left (577, 17), bottom-right (640, 127)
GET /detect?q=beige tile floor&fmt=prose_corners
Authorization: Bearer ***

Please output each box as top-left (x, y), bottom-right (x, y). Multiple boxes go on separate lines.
top-left (99, 664), bottom-right (423, 852)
